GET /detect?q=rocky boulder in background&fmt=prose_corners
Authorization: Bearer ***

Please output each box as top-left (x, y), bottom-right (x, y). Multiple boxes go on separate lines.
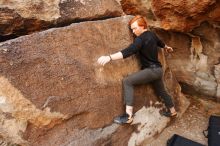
top-left (0, 0), bottom-right (123, 41)
top-left (121, 0), bottom-right (220, 32)
top-left (151, 0), bottom-right (220, 32)
top-left (154, 21), bottom-right (220, 99)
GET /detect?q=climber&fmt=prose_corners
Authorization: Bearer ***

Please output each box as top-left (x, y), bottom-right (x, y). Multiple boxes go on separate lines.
top-left (97, 15), bottom-right (177, 124)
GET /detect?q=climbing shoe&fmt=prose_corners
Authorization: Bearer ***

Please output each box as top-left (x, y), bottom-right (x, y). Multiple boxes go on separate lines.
top-left (161, 110), bottom-right (178, 118)
top-left (114, 113), bottom-right (133, 124)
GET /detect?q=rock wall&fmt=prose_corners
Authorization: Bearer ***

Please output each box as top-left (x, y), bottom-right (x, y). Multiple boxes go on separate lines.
top-left (121, 0), bottom-right (220, 32)
top-left (0, 0), bottom-right (219, 145)
top-left (154, 22), bottom-right (220, 99)
top-left (151, 0), bottom-right (220, 32)
top-left (0, 15), bottom-right (188, 145)
top-left (0, 0), bottom-right (123, 41)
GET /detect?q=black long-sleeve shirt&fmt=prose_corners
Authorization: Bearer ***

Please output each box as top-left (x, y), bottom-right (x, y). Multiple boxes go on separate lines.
top-left (121, 31), bottom-right (165, 69)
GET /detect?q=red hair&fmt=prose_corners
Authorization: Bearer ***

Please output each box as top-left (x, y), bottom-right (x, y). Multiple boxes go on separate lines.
top-left (129, 15), bottom-right (148, 29)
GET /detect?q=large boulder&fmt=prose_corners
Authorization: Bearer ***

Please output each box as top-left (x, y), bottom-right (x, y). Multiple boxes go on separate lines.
top-left (0, 15), bottom-right (188, 145)
top-left (121, 0), bottom-right (155, 20)
top-left (0, 0), bottom-right (123, 39)
top-left (121, 0), bottom-right (220, 32)
top-left (154, 21), bottom-right (220, 99)
top-left (151, 0), bottom-right (220, 32)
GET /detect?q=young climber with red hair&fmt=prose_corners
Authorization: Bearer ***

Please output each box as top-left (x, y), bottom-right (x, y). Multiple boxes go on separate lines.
top-left (97, 15), bottom-right (177, 124)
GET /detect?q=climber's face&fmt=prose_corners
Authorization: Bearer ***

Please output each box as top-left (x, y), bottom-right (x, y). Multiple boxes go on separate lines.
top-left (130, 21), bottom-right (145, 36)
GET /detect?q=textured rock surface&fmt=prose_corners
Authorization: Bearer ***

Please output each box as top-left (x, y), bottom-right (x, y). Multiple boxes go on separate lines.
top-left (0, 15), bottom-right (188, 145)
top-left (0, 0), bottom-right (219, 145)
top-left (0, 0), bottom-right (123, 39)
top-left (0, 76), bottom-right (66, 145)
top-left (121, 0), bottom-right (154, 19)
top-left (215, 64), bottom-right (220, 100)
top-left (153, 20), bottom-right (220, 98)
top-left (128, 107), bottom-right (169, 146)
top-left (59, 0), bottom-right (123, 22)
top-left (121, 0), bottom-right (220, 32)
top-left (151, 0), bottom-right (220, 32)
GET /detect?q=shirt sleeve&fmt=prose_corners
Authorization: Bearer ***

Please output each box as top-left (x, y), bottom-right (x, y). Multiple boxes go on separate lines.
top-left (152, 32), bottom-right (165, 48)
top-left (120, 37), bottom-right (142, 58)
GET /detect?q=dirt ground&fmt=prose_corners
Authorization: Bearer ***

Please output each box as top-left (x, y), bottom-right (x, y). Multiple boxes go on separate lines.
top-left (146, 95), bottom-right (220, 146)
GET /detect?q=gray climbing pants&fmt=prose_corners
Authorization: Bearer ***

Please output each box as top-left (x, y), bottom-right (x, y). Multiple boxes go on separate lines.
top-left (123, 67), bottom-right (174, 108)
